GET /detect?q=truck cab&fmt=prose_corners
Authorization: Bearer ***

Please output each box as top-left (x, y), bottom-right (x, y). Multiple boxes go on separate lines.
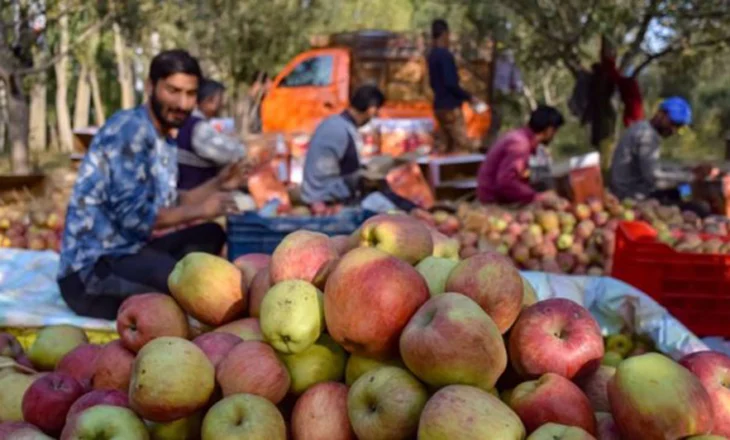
top-left (261, 30), bottom-right (492, 149)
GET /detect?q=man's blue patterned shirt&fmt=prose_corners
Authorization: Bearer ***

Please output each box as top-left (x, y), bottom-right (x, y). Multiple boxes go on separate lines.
top-left (58, 106), bottom-right (178, 279)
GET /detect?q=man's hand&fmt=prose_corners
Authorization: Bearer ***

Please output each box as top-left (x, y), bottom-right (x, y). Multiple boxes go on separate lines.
top-left (199, 192), bottom-right (238, 218)
top-left (217, 159), bottom-right (257, 191)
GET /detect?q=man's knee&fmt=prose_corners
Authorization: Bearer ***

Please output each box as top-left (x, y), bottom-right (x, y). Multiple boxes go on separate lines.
top-left (195, 222), bottom-right (227, 248)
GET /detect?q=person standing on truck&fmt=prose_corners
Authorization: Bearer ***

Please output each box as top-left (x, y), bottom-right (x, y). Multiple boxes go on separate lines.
top-left (57, 50), bottom-right (252, 320)
top-left (427, 19), bottom-right (484, 153)
top-left (477, 105), bottom-right (564, 205)
top-left (177, 78), bottom-right (246, 190)
top-left (301, 85), bottom-right (418, 213)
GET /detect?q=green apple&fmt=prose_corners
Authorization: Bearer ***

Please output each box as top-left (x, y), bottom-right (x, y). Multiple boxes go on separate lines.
top-left (260, 280), bottom-right (324, 354)
top-left (608, 353), bottom-right (714, 439)
top-left (129, 337), bottom-right (215, 423)
top-left (149, 412), bottom-right (203, 440)
top-left (602, 352), bottom-right (623, 367)
top-left (28, 325), bottom-right (88, 371)
top-left (0, 372), bottom-right (36, 421)
top-left (280, 333), bottom-right (347, 395)
top-left (201, 394), bottom-right (286, 440)
top-left (415, 257), bottom-right (459, 296)
top-left (60, 405), bottom-right (149, 439)
top-left (527, 423), bottom-right (595, 439)
top-left (348, 366), bottom-right (428, 440)
top-left (345, 354), bottom-right (404, 386)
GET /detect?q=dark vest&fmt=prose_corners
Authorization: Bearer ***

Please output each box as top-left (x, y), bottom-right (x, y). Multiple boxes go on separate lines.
top-left (176, 115), bottom-right (221, 190)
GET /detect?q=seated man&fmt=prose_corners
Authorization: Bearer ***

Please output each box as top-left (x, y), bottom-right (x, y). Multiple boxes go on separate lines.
top-left (58, 50), bottom-right (250, 320)
top-left (177, 78), bottom-right (246, 190)
top-left (300, 85), bottom-right (417, 212)
top-left (477, 105), bottom-right (564, 205)
top-left (610, 97), bottom-right (691, 200)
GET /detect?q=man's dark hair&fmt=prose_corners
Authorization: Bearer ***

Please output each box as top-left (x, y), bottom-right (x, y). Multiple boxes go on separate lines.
top-left (528, 105), bottom-right (565, 133)
top-left (350, 85), bottom-right (385, 112)
top-left (148, 49), bottom-right (202, 84)
top-left (432, 19), bottom-right (449, 40)
top-left (198, 78), bottom-right (225, 102)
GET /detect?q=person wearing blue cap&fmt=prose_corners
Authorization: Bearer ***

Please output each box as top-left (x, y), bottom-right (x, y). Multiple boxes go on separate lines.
top-left (609, 96), bottom-right (694, 201)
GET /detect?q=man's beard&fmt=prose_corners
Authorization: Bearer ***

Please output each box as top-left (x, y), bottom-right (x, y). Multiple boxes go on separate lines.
top-left (150, 92), bottom-right (190, 128)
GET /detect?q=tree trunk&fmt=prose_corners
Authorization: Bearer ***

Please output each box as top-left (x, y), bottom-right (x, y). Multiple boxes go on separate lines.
top-left (28, 77), bottom-right (47, 152)
top-left (89, 66), bottom-right (105, 125)
top-left (54, 4), bottom-right (73, 152)
top-left (73, 64), bottom-right (91, 129)
top-left (114, 23), bottom-right (135, 109)
top-left (0, 80), bottom-right (7, 154)
top-left (7, 87), bottom-right (30, 174)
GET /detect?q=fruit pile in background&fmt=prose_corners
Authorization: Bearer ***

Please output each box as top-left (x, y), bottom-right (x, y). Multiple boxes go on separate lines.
top-left (0, 170), bottom-right (74, 252)
top-left (411, 193), bottom-right (730, 276)
top-left (1, 212), bottom-right (729, 439)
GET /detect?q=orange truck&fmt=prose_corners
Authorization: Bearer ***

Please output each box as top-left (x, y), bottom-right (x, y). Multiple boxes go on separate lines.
top-left (260, 30), bottom-right (492, 156)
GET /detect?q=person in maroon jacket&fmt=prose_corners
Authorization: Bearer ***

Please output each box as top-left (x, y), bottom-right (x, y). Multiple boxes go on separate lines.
top-left (477, 105), bottom-right (565, 205)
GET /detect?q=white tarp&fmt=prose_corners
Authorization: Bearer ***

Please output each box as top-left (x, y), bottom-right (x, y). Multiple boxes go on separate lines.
top-left (0, 249), bottom-right (714, 359)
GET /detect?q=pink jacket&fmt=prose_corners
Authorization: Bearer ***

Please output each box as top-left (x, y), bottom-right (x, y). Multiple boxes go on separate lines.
top-left (477, 127), bottom-right (539, 204)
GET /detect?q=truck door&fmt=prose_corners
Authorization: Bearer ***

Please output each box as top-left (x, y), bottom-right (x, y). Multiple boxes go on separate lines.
top-left (262, 48), bottom-right (350, 135)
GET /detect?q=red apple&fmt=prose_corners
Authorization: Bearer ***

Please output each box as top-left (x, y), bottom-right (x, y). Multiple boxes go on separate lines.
top-left (247, 268), bottom-right (272, 318)
top-left (56, 344), bottom-right (102, 390)
top-left (399, 292), bottom-right (507, 390)
top-left (22, 372), bottom-right (86, 436)
top-left (324, 247), bottom-right (429, 359)
top-left (509, 298), bottom-right (603, 380)
top-left (92, 340), bottom-right (134, 392)
top-left (508, 373), bottom-right (596, 435)
top-left (270, 230), bottom-right (339, 288)
top-left (680, 350), bottom-right (730, 437)
top-left (65, 389), bottom-right (129, 423)
top-left (192, 332), bottom-right (242, 368)
top-left (330, 235), bottom-right (357, 256)
top-left (445, 251), bottom-right (524, 333)
top-left (216, 341), bottom-right (291, 404)
top-left (233, 253), bottom-right (271, 287)
top-left (418, 384), bottom-right (526, 439)
top-left (116, 293), bottom-right (190, 353)
top-left (291, 382), bottom-right (355, 440)
top-left (608, 353), bottom-right (714, 440)
top-left (576, 366), bottom-right (615, 413)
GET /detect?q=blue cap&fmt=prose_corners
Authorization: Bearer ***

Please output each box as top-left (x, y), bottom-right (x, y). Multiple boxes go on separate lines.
top-left (660, 97), bottom-right (692, 126)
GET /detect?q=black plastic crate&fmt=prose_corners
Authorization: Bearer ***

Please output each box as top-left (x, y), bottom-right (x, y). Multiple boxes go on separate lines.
top-left (227, 209), bottom-right (375, 260)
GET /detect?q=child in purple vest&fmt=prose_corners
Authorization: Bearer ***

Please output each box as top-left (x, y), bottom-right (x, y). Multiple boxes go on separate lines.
top-left (177, 79), bottom-right (246, 190)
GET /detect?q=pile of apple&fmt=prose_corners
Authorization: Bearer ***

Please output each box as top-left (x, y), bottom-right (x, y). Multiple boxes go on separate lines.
top-left (412, 193), bottom-right (730, 275)
top-left (0, 201), bottom-right (65, 252)
top-left (2, 212), bottom-right (730, 439)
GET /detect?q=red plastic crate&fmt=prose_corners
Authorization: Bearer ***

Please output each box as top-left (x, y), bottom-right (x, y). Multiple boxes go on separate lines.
top-left (612, 221), bottom-right (730, 337)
